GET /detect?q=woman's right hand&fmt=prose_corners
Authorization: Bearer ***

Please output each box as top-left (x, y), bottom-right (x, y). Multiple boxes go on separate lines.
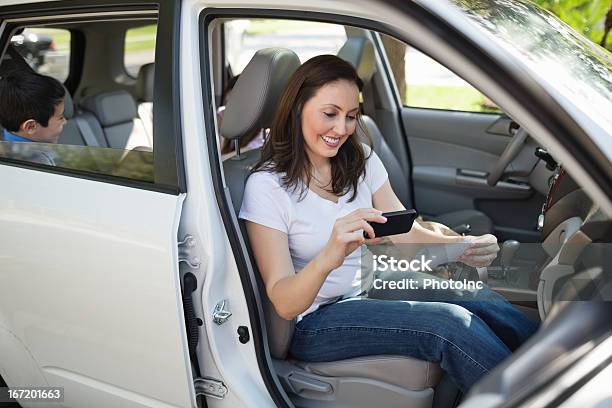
top-left (319, 208), bottom-right (387, 270)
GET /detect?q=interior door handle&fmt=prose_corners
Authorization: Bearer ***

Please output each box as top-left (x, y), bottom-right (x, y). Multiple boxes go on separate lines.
top-left (457, 169), bottom-right (488, 178)
top-left (456, 170), bottom-right (531, 192)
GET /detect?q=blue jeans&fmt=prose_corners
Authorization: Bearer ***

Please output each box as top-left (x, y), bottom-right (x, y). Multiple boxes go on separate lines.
top-left (290, 273), bottom-right (539, 392)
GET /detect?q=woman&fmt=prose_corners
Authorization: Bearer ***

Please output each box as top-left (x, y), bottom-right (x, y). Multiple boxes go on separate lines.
top-left (239, 55), bottom-right (538, 392)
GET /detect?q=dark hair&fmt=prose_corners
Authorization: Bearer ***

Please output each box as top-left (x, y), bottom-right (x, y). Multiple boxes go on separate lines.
top-left (0, 70), bottom-right (65, 132)
top-left (252, 54), bottom-right (372, 202)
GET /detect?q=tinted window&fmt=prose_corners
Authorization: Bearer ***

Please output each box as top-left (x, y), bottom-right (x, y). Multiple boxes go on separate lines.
top-left (1, 20), bottom-right (156, 185)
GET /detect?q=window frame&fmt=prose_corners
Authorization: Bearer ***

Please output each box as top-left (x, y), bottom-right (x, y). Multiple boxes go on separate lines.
top-left (0, 1), bottom-right (185, 195)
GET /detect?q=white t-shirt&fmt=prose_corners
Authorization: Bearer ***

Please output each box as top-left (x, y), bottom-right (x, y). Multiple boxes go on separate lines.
top-left (239, 145), bottom-right (388, 320)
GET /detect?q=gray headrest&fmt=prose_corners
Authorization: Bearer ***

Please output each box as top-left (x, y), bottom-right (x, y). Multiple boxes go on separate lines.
top-left (81, 90), bottom-right (138, 127)
top-left (136, 63), bottom-right (155, 102)
top-left (62, 85), bottom-right (74, 119)
top-left (221, 48), bottom-right (300, 140)
top-left (337, 37), bottom-right (376, 83)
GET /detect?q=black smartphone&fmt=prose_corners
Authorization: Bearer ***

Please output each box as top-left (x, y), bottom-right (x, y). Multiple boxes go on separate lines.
top-left (364, 209), bottom-right (418, 238)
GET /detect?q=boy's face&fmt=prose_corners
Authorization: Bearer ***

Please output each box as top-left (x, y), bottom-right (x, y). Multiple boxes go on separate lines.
top-left (21, 99), bottom-right (67, 143)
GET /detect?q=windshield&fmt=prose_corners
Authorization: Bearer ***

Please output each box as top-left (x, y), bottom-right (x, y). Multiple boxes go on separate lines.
top-left (452, 0), bottom-right (612, 136)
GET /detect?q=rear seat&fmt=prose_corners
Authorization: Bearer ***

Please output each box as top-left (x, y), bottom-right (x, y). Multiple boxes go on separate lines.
top-left (135, 63), bottom-right (154, 139)
top-left (58, 87), bottom-right (108, 147)
top-left (80, 90), bottom-right (151, 150)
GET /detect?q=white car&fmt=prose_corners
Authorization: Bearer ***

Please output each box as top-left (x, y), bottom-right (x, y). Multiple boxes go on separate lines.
top-left (0, 0), bottom-right (610, 407)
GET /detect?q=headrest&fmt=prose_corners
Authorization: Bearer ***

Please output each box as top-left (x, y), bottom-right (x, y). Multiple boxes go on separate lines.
top-left (62, 85), bottom-right (74, 119)
top-left (81, 90), bottom-right (138, 127)
top-left (136, 63), bottom-right (155, 102)
top-left (221, 48), bottom-right (300, 140)
top-left (337, 37), bottom-right (376, 83)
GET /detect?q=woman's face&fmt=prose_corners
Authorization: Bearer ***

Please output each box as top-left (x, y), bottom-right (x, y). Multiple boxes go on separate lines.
top-left (300, 80), bottom-right (360, 164)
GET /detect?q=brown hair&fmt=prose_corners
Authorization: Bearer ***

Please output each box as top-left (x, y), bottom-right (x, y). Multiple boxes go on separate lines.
top-left (252, 54), bottom-right (372, 202)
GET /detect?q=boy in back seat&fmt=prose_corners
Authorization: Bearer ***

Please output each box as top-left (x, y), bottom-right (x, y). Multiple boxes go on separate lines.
top-left (0, 70), bottom-right (66, 145)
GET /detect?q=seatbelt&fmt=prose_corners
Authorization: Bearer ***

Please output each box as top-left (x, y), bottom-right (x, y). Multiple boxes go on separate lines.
top-left (74, 116), bottom-right (100, 147)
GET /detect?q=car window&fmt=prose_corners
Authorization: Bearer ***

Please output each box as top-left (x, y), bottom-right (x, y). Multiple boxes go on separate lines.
top-left (224, 19), bottom-right (346, 75)
top-left (10, 28), bottom-right (71, 82)
top-left (381, 34), bottom-right (502, 114)
top-left (124, 24), bottom-right (157, 78)
top-left (0, 19), bottom-right (157, 185)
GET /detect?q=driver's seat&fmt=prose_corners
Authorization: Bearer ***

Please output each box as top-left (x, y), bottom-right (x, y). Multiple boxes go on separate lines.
top-left (222, 48), bottom-right (442, 408)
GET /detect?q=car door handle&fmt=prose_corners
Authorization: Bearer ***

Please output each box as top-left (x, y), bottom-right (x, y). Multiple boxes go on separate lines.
top-left (456, 170), bottom-right (531, 192)
top-left (457, 168), bottom-right (488, 178)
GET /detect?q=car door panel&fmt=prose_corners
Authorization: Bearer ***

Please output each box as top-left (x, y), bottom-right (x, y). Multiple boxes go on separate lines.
top-left (402, 109), bottom-right (511, 164)
top-left (401, 108), bottom-right (544, 241)
top-left (0, 166), bottom-right (193, 408)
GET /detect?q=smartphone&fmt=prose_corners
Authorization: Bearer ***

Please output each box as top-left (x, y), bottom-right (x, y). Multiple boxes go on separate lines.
top-left (364, 209), bottom-right (418, 239)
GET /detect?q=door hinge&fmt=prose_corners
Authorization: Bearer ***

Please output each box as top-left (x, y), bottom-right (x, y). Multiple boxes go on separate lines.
top-left (194, 377), bottom-right (228, 400)
top-left (213, 299), bottom-right (232, 325)
top-left (178, 234), bottom-right (201, 269)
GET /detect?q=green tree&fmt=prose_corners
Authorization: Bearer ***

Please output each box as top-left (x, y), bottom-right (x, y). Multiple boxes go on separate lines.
top-left (534, 0), bottom-right (612, 50)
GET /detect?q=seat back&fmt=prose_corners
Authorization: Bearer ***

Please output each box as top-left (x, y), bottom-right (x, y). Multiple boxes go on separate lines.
top-left (58, 86), bottom-right (108, 147)
top-left (221, 48), bottom-right (301, 359)
top-left (81, 90), bottom-right (151, 150)
top-left (338, 37), bottom-right (412, 207)
top-left (358, 116), bottom-right (411, 206)
top-left (136, 62), bottom-right (154, 140)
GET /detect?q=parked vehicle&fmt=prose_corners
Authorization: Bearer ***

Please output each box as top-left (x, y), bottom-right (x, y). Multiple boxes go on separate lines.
top-left (0, 0), bottom-right (610, 407)
top-left (9, 31), bottom-right (54, 69)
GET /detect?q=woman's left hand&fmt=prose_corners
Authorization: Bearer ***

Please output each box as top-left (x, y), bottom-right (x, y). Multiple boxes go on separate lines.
top-left (458, 234), bottom-right (500, 268)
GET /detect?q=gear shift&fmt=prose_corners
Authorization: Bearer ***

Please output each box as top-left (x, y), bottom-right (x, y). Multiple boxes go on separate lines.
top-left (499, 240), bottom-right (520, 278)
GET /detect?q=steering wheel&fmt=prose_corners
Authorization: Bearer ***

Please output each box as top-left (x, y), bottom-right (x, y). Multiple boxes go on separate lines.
top-left (487, 127), bottom-right (529, 186)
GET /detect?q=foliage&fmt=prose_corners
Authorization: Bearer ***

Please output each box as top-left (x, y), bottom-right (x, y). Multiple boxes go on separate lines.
top-left (533, 0), bottom-right (612, 50)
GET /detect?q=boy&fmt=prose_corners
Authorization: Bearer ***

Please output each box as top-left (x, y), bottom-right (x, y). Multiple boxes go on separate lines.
top-left (0, 70), bottom-right (66, 144)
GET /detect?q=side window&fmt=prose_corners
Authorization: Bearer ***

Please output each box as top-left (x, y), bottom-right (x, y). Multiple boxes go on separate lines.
top-left (124, 24), bottom-right (157, 78)
top-left (11, 28), bottom-right (71, 82)
top-left (381, 34), bottom-right (501, 113)
top-left (224, 19), bottom-right (346, 75)
top-left (0, 19), bottom-right (157, 184)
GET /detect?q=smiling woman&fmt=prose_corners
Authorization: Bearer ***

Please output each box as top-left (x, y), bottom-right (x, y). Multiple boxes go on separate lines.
top-left (252, 55), bottom-right (368, 202)
top-left (238, 54), bottom-right (538, 393)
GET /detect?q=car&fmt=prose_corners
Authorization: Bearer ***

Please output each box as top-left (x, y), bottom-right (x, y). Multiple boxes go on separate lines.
top-left (9, 30), bottom-right (54, 69)
top-left (0, 0), bottom-right (610, 407)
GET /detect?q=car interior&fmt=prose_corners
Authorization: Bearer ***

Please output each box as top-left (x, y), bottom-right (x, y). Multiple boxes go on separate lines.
top-left (209, 18), bottom-right (610, 408)
top-left (0, 9), bottom-right (609, 408)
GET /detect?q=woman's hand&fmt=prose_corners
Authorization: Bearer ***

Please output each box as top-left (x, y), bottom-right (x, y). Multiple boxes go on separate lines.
top-left (458, 234), bottom-right (500, 268)
top-left (319, 208), bottom-right (387, 270)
